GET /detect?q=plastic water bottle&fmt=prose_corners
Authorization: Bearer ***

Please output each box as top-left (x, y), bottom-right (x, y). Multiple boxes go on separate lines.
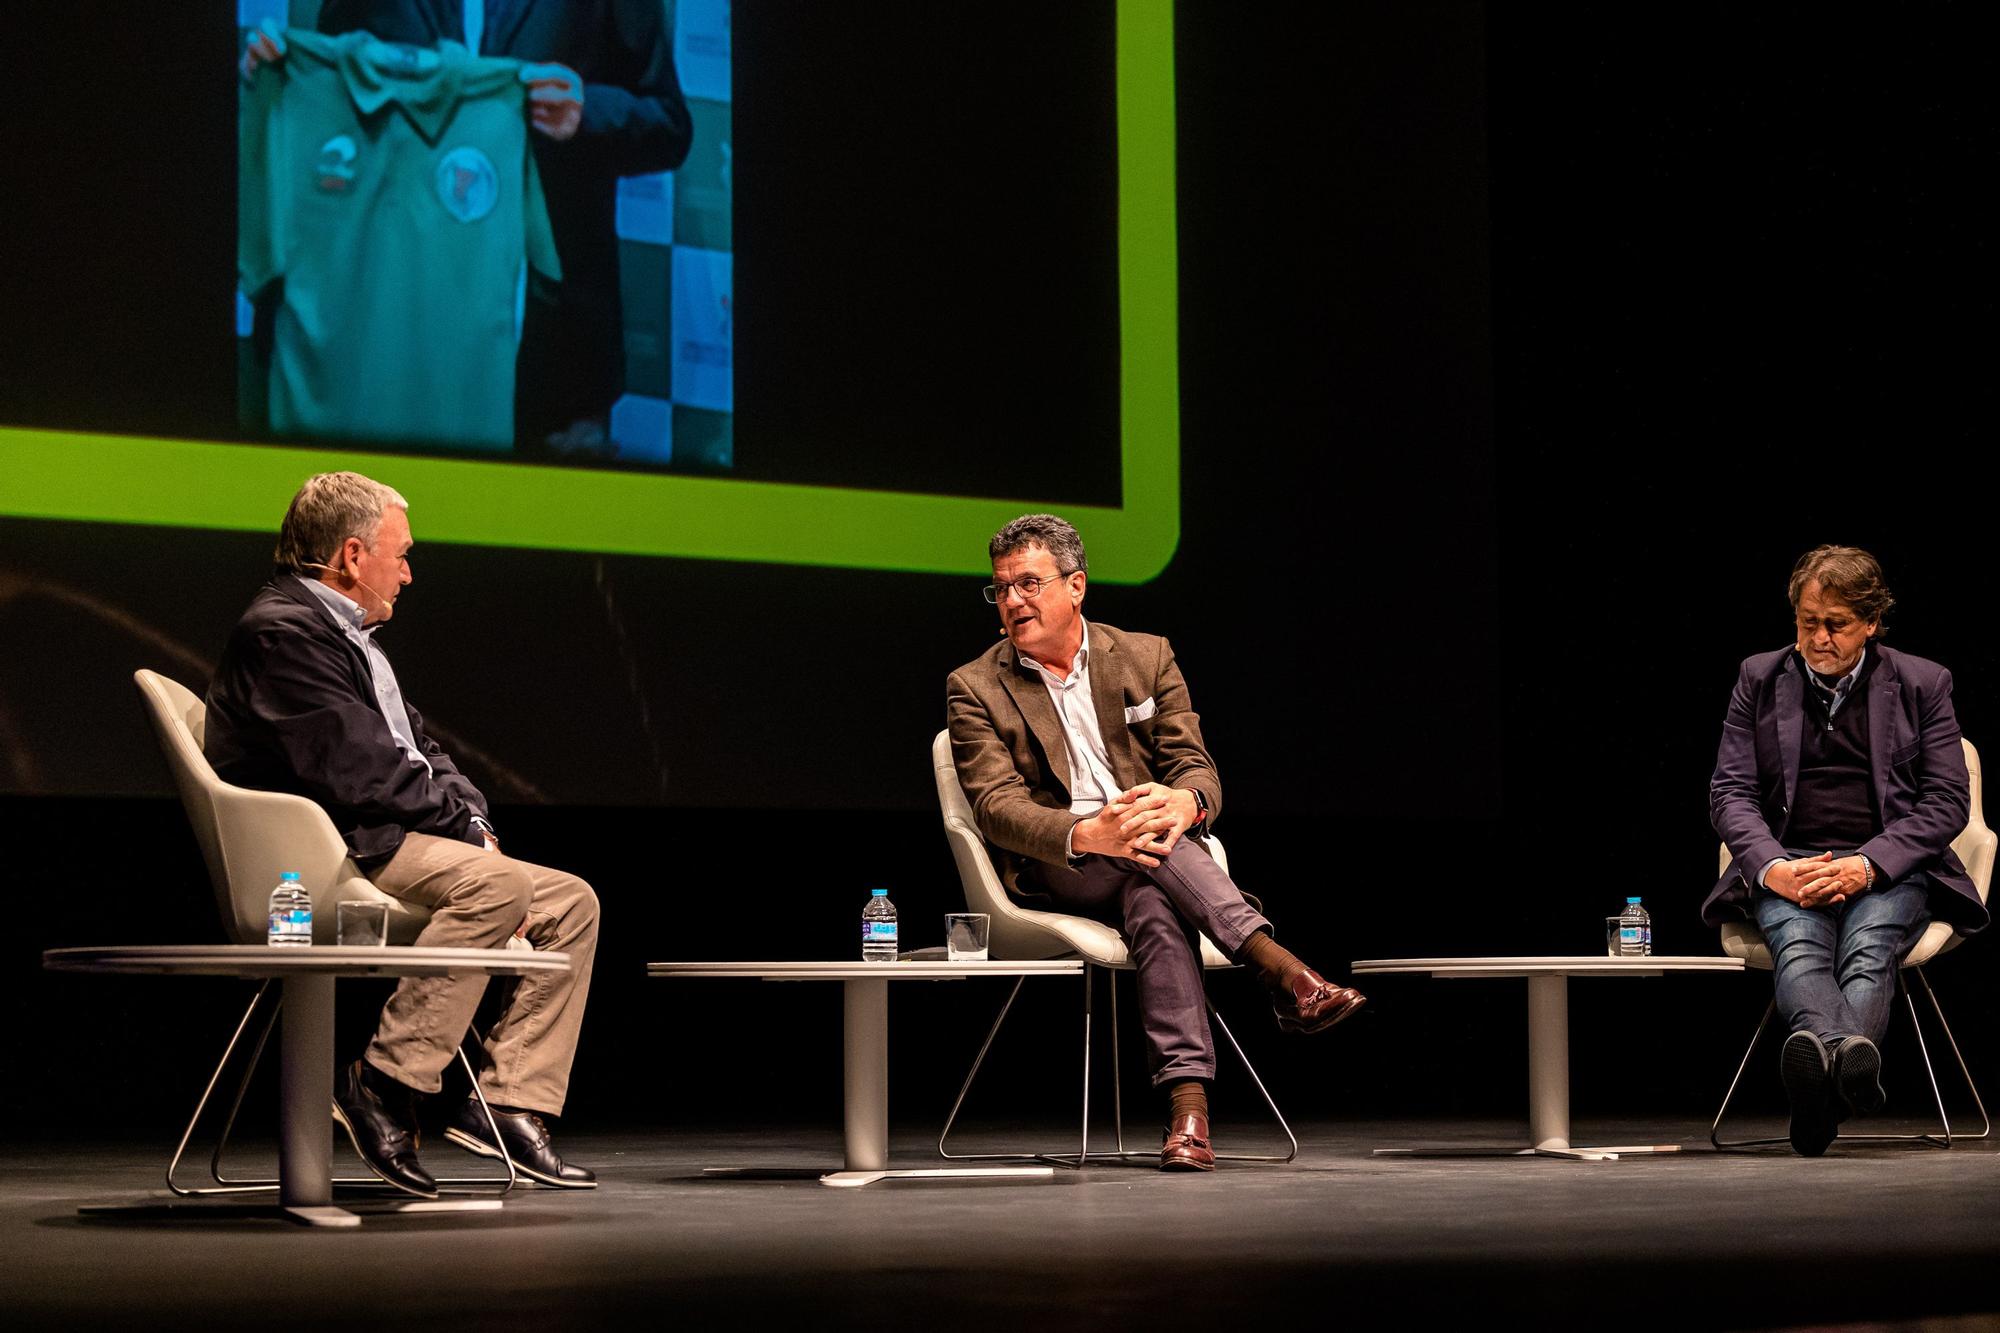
top-left (1618, 896), bottom-right (1652, 957)
top-left (268, 871), bottom-right (312, 947)
top-left (861, 888), bottom-right (898, 962)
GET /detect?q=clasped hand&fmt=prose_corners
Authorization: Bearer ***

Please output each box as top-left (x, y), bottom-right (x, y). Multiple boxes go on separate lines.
top-left (1072, 783), bottom-right (1199, 868)
top-left (1767, 852), bottom-right (1870, 909)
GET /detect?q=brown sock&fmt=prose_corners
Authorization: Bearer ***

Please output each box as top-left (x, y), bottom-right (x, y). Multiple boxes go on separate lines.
top-left (1240, 928), bottom-right (1311, 991)
top-left (1167, 1079), bottom-right (1209, 1124)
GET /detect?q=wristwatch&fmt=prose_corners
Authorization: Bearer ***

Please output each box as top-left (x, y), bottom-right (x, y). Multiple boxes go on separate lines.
top-left (1186, 788), bottom-right (1210, 837)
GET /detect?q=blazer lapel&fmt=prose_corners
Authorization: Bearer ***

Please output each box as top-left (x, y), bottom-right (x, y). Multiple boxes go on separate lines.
top-left (1867, 648), bottom-right (1901, 807)
top-left (1777, 655), bottom-right (1804, 813)
top-left (1088, 624), bottom-right (1140, 788)
top-left (994, 647), bottom-right (1071, 798)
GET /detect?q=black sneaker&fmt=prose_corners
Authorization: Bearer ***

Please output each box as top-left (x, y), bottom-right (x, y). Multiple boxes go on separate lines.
top-left (444, 1098), bottom-right (597, 1189)
top-left (1833, 1035), bottom-right (1886, 1118)
top-left (1780, 1030), bottom-right (1837, 1157)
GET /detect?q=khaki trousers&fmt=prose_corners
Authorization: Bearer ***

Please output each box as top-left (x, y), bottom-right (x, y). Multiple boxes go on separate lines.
top-left (363, 832), bottom-right (598, 1115)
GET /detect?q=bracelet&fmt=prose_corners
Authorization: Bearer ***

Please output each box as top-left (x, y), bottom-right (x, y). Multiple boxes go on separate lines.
top-left (1859, 854), bottom-right (1875, 890)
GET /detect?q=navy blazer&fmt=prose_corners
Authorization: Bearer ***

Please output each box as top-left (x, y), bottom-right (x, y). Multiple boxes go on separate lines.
top-left (1704, 642), bottom-right (1984, 932)
top-left (204, 577), bottom-right (492, 867)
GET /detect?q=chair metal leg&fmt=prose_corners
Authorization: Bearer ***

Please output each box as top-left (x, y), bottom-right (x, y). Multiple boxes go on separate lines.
top-left (1110, 967), bottom-right (1126, 1155)
top-left (1834, 966), bottom-right (1989, 1149)
top-left (1710, 999), bottom-right (1788, 1150)
top-left (1916, 966), bottom-right (1990, 1140)
top-left (939, 964), bottom-right (1300, 1167)
top-left (168, 981), bottom-right (280, 1196)
top-left (1713, 969), bottom-right (1986, 1151)
top-left (178, 984), bottom-right (519, 1194)
top-left (1207, 1001), bottom-right (1299, 1163)
top-left (1086, 989), bottom-right (1299, 1165)
top-left (938, 971), bottom-right (1095, 1167)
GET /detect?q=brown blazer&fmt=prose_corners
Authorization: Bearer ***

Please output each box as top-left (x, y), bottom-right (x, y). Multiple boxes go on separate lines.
top-left (945, 621), bottom-right (1224, 898)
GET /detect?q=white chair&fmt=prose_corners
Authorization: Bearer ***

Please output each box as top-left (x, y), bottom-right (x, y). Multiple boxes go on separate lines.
top-left (930, 730), bottom-right (1296, 1166)
top-left (1711, 736), bottom-right (1995, 1149)
top-left (133, 669), bottom-right (516, 1194)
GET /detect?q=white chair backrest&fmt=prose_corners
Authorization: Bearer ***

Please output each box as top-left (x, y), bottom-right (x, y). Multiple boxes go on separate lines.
top-left (1951, 739), bottom-right (1996, 902)
top-left (930, 730), bottom-right (1233, 968)
top-left (133, 669), bottom-right (411, 945)
top-left (1718, 737), bottom-right (1995, 968)
top-left (931, 729), bottom-right (1076, 961)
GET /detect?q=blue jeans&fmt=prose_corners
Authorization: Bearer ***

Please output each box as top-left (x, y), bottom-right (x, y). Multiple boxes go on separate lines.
top-left (1750, 874), bottom-right (1932, 1044)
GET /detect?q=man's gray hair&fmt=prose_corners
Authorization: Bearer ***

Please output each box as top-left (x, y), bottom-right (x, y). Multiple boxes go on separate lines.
top-left (989, 513), bottom-right (1088, 575)
top-left (274, 472), bottom-right (409, 576)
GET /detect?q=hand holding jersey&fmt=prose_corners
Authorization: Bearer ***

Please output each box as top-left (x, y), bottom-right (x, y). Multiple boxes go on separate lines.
top-left (519, 62), bottom-right (584, 141)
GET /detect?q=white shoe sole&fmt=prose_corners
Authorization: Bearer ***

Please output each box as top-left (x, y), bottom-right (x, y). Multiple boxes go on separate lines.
top-left (443, 1124), bottom-right (598, 1189)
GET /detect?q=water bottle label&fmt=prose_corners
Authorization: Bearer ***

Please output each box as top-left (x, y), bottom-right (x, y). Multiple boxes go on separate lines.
top-left (1620, 927), bottom-right (1639, 944)
top-left (863, 922), bottom-right (898, 942)
top-left (270, 908), bottom-right (312, 944)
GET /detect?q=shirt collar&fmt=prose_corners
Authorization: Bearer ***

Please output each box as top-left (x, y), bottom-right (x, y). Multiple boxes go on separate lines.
top-left (1801, 642), bottom-right (1869, 698)
top-left (296, 575), bottom-right (376, 639)
top-left (1020, 620), bottom-right (1090, 686)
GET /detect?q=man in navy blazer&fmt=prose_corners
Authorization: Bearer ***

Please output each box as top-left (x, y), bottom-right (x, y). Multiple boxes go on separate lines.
top-left (1704, 545), bottom-right (1984, 1155)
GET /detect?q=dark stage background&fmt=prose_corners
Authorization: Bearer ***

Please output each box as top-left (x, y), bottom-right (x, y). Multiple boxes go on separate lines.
top-left (3, 5), bottom-right (1995, 1139)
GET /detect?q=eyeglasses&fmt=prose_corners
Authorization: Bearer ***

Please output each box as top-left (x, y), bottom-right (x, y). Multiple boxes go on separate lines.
top-left (982, 570), bottom-right (1077, 603)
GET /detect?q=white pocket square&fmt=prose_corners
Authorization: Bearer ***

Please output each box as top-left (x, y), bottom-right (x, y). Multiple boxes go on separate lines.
top-left (1124, 697), bottom-right (1158, 724)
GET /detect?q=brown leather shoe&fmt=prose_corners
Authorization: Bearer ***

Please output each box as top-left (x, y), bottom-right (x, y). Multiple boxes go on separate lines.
top-left (1271, 968), bottom-right (1366, 1034)
top-left (1160, 1113), bottom-right (1215, 1171)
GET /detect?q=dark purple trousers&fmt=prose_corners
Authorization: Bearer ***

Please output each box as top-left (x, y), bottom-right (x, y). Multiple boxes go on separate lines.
top-left (1027, 838), bottom-right (1272, 1085)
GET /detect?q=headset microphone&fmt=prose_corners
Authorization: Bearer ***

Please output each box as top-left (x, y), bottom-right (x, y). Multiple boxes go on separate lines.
top-left (304, 561), bottom-right (394, 617)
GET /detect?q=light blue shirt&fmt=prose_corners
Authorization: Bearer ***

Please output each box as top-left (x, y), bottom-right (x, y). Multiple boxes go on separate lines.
top-left (462, 0), bottom-right (485, 54)
top-left (296, 576), bottom-right (432, 778)
top-left (1022, 622), bottom-right (1122, 817)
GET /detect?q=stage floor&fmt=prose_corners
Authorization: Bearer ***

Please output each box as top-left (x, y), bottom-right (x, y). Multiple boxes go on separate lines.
top-left (4, 1117), bottom-right (1998, 1330)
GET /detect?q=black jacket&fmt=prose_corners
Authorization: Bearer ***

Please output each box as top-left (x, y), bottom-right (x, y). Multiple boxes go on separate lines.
top-left (204, 577), bottom-right (491, 867)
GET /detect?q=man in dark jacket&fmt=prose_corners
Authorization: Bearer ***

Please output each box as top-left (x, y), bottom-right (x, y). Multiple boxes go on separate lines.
top-left (1705, 545), bottom-right (1983, 1156)
top-left (206, 471), bottom-right (600, 1196)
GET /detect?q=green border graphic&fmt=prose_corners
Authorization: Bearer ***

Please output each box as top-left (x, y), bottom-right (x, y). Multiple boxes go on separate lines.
top-left (0, 1), bottom-right (1178, 582)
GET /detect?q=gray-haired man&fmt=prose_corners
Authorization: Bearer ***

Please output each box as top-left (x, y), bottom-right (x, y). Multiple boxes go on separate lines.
top-left (205, 471), bottom-right (599, 1195)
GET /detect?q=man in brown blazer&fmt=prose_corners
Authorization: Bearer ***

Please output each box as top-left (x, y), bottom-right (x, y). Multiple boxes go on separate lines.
top-left (947, 514), bottom-right (1364, 1171)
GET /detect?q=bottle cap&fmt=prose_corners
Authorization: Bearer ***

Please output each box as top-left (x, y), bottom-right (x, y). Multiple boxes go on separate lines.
top-left (1625, 896), bottom-right (1641, 905)
top-left (281, 872), bottom-right (301, 882)
top-left (870, 888), bottom-right (888, 897)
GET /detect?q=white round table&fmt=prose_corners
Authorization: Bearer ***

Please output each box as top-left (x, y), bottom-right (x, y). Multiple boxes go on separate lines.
top-left (1351, 955), bottom-right (1745, 1160)
top-left (45, 945), bottom-right (570, 1225)
top-left (649, 959), bottom-right (1083, 1186)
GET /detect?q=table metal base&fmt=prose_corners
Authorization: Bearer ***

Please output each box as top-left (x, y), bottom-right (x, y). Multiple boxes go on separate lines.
top-left (1370, 972), bottom-right (1690, 1160)
top-left (79, 1198), bottom-right (504, 1227)
top-left (655, 967), bottom-right (1081, 1188)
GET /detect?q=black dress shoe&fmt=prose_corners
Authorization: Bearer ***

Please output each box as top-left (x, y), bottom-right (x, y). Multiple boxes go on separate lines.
top-left (444, 1098), bottom-right (597, 1189)
top-left (332, 1058), bottom-right (437, 1198)
top-left (1780, 1030), bottom-right (1837, 1158)
top-left (1834, 1036), bottom-right (1886, 1117)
